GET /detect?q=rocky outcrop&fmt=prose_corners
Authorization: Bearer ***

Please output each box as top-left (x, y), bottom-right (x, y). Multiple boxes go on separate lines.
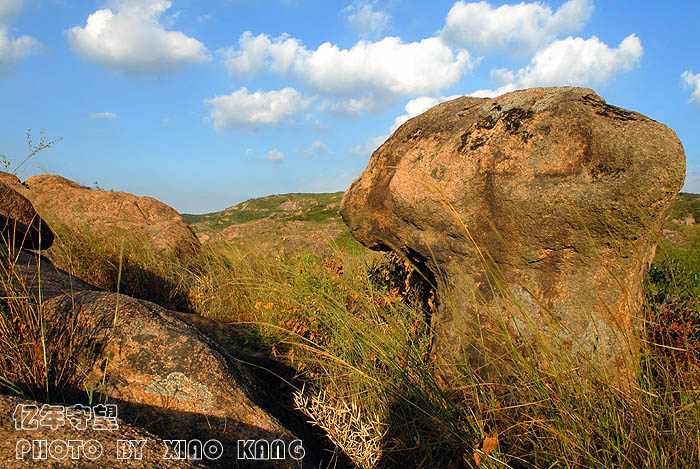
top-left (41, 290), bottom-right (308, 466)
top-left (1, 172), bottom-right (199, 257)
top-left (2, 248), bottom-right (335, 467)
top-left (341, 87), bottom-right (686, 382)
top-left (0, 180), bottom-right (53, 250)
top-left (0, 394), bottom-right (202, 468)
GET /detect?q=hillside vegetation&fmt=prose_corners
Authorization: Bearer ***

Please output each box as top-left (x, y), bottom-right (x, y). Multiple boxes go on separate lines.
top-left (182, 192), bottom-right (364, 254)
top-left (3, 185), bottom-right (700, 468)
top-left (184, 192), bottom-right (344, 228)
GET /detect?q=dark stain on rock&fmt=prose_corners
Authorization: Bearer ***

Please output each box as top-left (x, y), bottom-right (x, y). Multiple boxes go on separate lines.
top-left (502, 108), bottom-right (534, 134)
top-left (470, 135), bottom-right (487, 150)
top-left (590, 163), bottom-right (626, 179)
top-left (581, 94), bottom-right (638, 121)
top-left (406, 128), bottom-right (423, 141)
top-left (457, 131), bottom-right (472, 153)
top-left (538, 124), bottom-right (552, 135)
top-left (477, 115), bottom-right (498, 130)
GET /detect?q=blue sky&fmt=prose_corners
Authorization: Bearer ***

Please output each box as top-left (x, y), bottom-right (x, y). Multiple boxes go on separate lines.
top-left (1, 0), bottom-right (698, 214)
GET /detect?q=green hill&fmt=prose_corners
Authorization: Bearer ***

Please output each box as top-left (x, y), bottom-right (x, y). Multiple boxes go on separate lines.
top-left (183, 192), bottom-right (343, 230)
top-left (182, 192), bottom-right (365, 253)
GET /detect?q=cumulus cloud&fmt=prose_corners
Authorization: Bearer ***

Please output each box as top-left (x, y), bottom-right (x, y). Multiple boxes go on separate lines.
top-left (441, 0), bottom-right (594, 50)
top-left (517, 34), bottom-right (642, 87)
top-left (343, 1), bottom-right (390, 39)
top-left (0, 27), bottom-right (40, 72)
top-left (221, 31), bottom-right (302, 75)
top-left (470, 34), bottom-right (642, 97)
top-left (266, 149), bottom-right (285, 161)
top-left (0, 0), bottom-right (40, 73)
top-left (67, 0), bottom-right (210, 76)
top-left (302, 140), bottom-right (333, 156)
top-left (91, 112), bottom-right (118, 119)
top-left (328, 95), bottom-right (389, 117)
top-left (203, 87), bottom-right (310, 130)
top-left (220, 32), bottom-right (472, 97)
top-left (391, 94), bottom-right (461, 132)
top-left (0, 0), bottom-right (23, 24)
top-left (490, 68), bottom-right (515, 85)
top-left (682, 71), bottom-right (700, 107)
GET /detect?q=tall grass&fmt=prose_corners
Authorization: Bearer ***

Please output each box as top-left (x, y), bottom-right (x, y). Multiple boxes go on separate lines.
top-left (239, 247), bottom-right (699, 467)
top-left (2, 191), bottom-right (699, 467)
top-left (45, 221), bottom-right (194, 313)
top-left (0, 242), bottom-right (76, 401)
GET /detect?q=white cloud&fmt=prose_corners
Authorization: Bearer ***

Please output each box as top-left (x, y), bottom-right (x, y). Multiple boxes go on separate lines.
top-left (220, 32), bottom-right (472, 97)
top-left (470, 34), bottom-right (642, 97)
top-left (266, 149), bottom-right (284, 161)
top-left (0, 1), bottom-right (40, 73)
top-left (391, 94), bottom-right (461, 132)
top-left (0, 0), bottom-right (23, 24)
top-left (329, 95), bottom-right (388, 117)
top-left (490, 68), bottom-right (514, 85)
top-left (91, 112), bottom-right (118, 119)
top-left (343, 1), bottom-right (390, 39)
top-left (302, 140), bottom-right (333, 156)
top-left (349, 93), bottom-right (459, 158)
top-left (468, 83), bottom-right (518, 98)
top-left (67, 0), bottom-right (210, 76)
top-left (204, 87), bottom-right (310, 130)
top-left (441, 0), bottom-right (594, 50)
top-left (517, 34), bottom-right (642, 87)
top-left (0, 26), bottom-right (40, 72)
top-left (682, 71), bottom-right (700, 107)
top-left (221, 31), bottom-right (303, 75)
top-left (350, 94), bottom-right (460, 157)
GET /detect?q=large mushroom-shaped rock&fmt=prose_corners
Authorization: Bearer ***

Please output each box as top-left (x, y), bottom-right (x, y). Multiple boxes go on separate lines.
top-left (0, 180), bottom-right (53, 250)
top-left (340, 87), bottom-right (686, 381)
top-left (1, 172), bottom-right (199, 257)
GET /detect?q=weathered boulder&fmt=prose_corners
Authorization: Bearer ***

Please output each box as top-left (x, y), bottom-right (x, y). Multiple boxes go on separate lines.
top-left (43, 291), bottom-right (309, 466)
top-left (2, 249), bottom-right (334, 467)
top-left (340, 87), bottom-right (686, 381)
top-left (1, 172), bottom-right (199, 257)
top-left (0, 394), bottom-right (202, 468)
top-left (0, 180), bottom-right (53, 250)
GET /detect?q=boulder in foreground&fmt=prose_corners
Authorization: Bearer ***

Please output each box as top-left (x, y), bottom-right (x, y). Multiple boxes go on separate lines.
top-left (0, 180), bottom-right (53, 250)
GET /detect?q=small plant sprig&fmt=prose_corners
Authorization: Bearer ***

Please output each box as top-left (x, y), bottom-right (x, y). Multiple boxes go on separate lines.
top-left (0, 129), bottom-right (63, 175)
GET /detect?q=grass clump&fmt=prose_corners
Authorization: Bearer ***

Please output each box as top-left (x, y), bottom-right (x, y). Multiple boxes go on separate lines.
top-left (45, 221), bottom-right (193, 313)
top-left (0, 244), bottom-right (75, 402)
